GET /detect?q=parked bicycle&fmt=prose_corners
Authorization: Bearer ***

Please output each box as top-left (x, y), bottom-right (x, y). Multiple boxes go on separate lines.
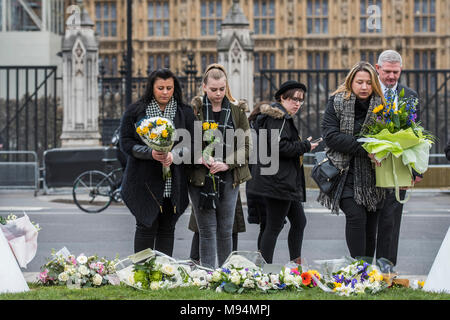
top-left (72, 157), bottom-right (123, 213)
top-left (72, 128), bottom-right (126, 213)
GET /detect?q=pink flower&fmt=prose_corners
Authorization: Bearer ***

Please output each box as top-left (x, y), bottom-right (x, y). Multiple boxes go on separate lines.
top-left (39, 269), bottom-right (49, 283)
top-left (291, 268), bottom-right (300, 276)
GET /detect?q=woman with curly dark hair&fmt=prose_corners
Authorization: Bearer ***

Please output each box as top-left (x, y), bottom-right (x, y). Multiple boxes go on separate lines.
top-left (119, 68), bottom-right (195, 255)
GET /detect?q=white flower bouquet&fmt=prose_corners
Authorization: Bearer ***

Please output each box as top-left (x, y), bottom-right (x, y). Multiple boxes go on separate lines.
top-left (37, 247), bottom-right (120, 288)
top-left (317, 257), bottom-right (388, 296)
top-left (136, 116), bottom-right (176, 180)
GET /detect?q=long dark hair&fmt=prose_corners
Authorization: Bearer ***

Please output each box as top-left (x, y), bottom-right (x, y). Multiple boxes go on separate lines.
top-left (139, 68), bottom-right (184, 106)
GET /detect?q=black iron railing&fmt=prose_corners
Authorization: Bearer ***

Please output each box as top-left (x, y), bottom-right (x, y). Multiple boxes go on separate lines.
top-left (257, 69), bottom-right (450, 162)
top-left (0, 66), bottom-right (62, 164)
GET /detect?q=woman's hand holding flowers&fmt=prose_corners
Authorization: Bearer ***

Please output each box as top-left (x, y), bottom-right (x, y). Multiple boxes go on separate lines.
top-left (152, 150), bottom-right (173, 167)
top-left (208, 159), bottom-right (230, 174)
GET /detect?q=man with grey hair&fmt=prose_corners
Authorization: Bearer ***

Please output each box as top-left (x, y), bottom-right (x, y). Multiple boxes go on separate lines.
top-left (374, 50), bottom-right (422, 272)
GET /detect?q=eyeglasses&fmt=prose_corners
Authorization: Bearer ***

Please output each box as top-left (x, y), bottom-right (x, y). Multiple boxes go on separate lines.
top-left (289, 97), bottom-right (304, 105)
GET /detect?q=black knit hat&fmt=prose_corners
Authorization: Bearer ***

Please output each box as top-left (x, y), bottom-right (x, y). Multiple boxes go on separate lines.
top-left (274, 80), bottom-right (307, 100)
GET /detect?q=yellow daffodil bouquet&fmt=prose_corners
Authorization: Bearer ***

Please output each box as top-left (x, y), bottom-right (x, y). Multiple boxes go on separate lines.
top-left (358, 88), bottom-right (435, 202)
top-left (136, 116), bottom-right (176, 179)
top-left (202, 121), bottom-right (221, 193)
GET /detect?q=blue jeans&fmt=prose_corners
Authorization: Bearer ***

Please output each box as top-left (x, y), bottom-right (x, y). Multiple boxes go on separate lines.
top-left (188, 171), bottom-right (239, 269)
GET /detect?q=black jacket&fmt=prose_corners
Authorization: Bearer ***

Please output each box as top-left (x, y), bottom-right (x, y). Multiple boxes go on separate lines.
top-left (445, 139), bottom-right (450, 161)
top-left (248, 103), bottom-right (311, 202)
top-left (119, 100), bottom-right (195, 227)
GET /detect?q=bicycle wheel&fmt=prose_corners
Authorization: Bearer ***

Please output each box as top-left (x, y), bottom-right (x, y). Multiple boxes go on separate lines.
top-left (73, 170), bottom-right (113, 213)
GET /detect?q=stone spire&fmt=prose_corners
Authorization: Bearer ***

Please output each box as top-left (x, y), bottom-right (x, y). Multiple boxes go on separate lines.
top-left (217, 0), bottom-right (254, 111)
top-left (60, 0), bottom-right (101, 147)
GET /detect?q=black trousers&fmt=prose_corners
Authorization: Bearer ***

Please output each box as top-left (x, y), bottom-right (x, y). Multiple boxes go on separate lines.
top-left (134, 198), bottom-right (178, 256)
top-left (339, 197), bottom-right (381, 259)
top-left (374, 189), bottom-right (406, 265)
top-left (260, 197), bottom-right (307, 263)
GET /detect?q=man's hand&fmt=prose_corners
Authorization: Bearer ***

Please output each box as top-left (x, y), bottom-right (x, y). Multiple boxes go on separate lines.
top-left (400, 175), bottom-right (422, 190)
top-left (368, 153), bottom-right (382, 167)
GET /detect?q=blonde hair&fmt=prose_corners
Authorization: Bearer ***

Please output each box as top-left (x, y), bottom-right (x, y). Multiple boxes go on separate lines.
top-left (333, 61), bottom-right (386, 104)
top-left (202, 63), bottom-right (237, 103)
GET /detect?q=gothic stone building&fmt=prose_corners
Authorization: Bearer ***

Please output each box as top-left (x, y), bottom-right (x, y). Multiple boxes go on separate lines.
top-left (79, 0), bottom-right (449, 77)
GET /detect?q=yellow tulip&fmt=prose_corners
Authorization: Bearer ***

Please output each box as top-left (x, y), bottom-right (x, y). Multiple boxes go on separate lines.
top-left (156, 119), bottom-right (163, 126)
top-left (333, 282), bottom-right (342, 291)
top-left (372, 104), bottom-right (384, 114)
top-left (307, 270), bottom-right (321, 280)
top-left (150, 133), bottom-right (158, 139)
top-left (210, 122), bottom-right (219, 130)
top-left (142, 126), bottom-right (149, 134)
top-left (136, 127), bottom-right (142, 135)
top-left (161, 129), bottom-right (168, 138)
top-left (202, 122), bottom-right (210, 130)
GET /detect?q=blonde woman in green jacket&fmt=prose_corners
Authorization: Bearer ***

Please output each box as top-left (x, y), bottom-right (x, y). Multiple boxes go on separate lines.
top-left (187, 63), bottom-right (251, 269)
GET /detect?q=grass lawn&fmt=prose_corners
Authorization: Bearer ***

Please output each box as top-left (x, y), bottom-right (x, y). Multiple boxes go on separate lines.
top-left (1, 283), bottom-right (450, 300)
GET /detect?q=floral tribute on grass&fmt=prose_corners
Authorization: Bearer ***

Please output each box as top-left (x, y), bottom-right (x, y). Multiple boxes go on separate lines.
top-left (36, 249), bottom-right (424, 296)
top-left (324, 259), bottom-right (388, 296)
top-left (37, 247), bottom-right (120, 289)
top-left (115, 250), bottom-right (327, 294)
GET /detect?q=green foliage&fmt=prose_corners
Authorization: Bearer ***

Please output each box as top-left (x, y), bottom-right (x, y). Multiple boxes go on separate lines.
top-left (1, 284), bottom-right (450, 300)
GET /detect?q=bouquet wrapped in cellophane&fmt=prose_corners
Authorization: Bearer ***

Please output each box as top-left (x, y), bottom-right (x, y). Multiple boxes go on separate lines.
top-left (358, 88), bottom-right (435, 203)
top-left (136, 117), bottom-right (176, 180)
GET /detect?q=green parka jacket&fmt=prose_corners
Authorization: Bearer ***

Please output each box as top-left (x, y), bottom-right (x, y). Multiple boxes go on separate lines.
top-left (187, 95), bottom-right (252, 189)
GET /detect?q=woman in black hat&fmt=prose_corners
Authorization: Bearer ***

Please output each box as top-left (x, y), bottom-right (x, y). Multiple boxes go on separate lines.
top-left (248, 80), bottom-right (320, 264)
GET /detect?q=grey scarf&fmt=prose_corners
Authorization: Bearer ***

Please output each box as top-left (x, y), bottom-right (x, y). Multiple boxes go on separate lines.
top-left (318, 92), bottom-right (385, 214)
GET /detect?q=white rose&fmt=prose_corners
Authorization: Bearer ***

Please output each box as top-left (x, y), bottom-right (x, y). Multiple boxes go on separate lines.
top-left (284, 274), bottom-right (296, 285)
top-left (243, 279), bottom-right (255, 288)
top-left (58, 272), bottom-right (69, 282)
top-left (92, 274), bottom-right (103, 286)
top-left (230, 274), bottom-right (241, 285)
top-left (211, 271), bottom-right (221, 282)
top-left (127, 274), bottom-right (135, 285)
top-left (150, 281), bottom-right (161, 290)
top-left (161, 264), bottom-right (175, 276)
top-left (270, 274), bottom-right (280, 285)
top-left (77, 255), bottom-right (88, 265)
top-left (78, 265), bottom-right (90, 276)
top-left (193, 278), bottom-right (206, 287)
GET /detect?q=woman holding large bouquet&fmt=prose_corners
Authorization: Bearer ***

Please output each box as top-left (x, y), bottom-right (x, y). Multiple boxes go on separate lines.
top-left (120, 68), bottom-right (195, 256)
top-left (188, 64), bottom-right (251, 269)
top-left (318, 61), bottom-right (386, 259)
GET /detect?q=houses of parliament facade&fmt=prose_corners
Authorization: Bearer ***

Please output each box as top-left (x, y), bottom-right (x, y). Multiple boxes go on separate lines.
top-left (79, 0), bottom-right (450, 77)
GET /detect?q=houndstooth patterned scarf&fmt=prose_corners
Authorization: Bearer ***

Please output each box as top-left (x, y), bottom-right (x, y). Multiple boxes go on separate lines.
top-left (146, 97), bottom-right (177, 198)
top-left (318, 92), bottom-right (385, 214)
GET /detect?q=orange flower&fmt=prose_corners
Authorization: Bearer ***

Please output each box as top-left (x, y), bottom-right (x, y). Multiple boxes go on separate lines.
top-left (301, 272), bottom-right (312, 286)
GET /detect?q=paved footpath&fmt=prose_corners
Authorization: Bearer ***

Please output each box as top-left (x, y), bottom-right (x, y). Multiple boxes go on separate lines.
top-left (1, 187), bottom-right (449, 284)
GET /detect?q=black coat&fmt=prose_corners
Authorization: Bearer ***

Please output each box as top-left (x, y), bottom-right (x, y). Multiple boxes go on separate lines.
top-left (248, 103), bottom-right (311, 202)
top-left (119, 100), bottom-right (195, 227)
top-left (445, 139), bottom-right (450, 161)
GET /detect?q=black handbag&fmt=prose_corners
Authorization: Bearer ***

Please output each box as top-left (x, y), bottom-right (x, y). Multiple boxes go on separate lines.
top-left (311, 151), bottom-right (343, 195)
